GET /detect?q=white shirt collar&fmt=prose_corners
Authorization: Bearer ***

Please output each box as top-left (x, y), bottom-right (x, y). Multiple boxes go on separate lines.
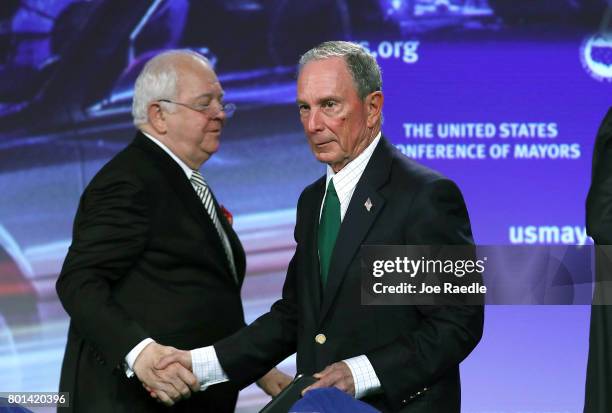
top-left (322, 132), bottom-right (381, 221)
top-left (141, 130), bottom-right (194, 179)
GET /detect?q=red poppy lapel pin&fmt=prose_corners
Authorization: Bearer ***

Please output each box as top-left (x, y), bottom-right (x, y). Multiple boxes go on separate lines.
top-left (220, 205), bottom-right (233, 226)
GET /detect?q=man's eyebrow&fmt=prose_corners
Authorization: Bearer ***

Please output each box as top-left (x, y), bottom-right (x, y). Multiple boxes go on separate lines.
top-left (296, 96), bottom-right (341, 105)
top-left (193, 92), bottom-right (225, 100)
top-left (317, 95), bottom-right (341, 103)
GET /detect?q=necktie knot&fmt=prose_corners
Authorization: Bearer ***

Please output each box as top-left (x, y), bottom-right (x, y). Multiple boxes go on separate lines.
top-left (191, 170), bottom-right (207, 188)
top-left (326, 179), bottom-right (339, 199)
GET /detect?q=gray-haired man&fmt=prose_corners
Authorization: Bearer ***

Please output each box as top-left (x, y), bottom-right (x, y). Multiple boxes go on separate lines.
top-left (56, 49), bottom-right (290, 413)
top-left (157, 41), bottom-right (483, 413)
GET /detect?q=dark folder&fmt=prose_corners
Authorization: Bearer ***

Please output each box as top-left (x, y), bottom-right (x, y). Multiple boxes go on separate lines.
top-left (259, 374), bottom-right (317, 413)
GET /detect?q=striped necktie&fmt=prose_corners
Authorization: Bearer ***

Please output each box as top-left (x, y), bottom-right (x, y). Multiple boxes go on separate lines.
top-left (190, 170), bottom-right (237, 282)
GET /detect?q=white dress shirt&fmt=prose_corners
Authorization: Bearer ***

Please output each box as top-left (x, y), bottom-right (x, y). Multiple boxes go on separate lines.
top-left (124, 130), bottom-right (195, 377)
top-left (191, 132), bottom-right (383, 398)
top-left (319, 132), bottom-right (382, 399)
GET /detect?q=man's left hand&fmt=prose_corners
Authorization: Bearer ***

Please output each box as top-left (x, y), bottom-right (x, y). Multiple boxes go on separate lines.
top-left (302, 362), bottom-right (355, 397)
top-left (256, 368), bottom-right (292, 397)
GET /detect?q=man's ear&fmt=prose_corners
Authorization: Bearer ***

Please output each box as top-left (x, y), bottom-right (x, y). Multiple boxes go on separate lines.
top-left (366, 91), bottom-right (384, 128)
top-left (147, 102), bottom-right (168, 134)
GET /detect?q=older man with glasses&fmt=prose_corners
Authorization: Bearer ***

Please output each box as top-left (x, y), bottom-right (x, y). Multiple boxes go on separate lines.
top-left (56, 49), bottom-right (290, 413)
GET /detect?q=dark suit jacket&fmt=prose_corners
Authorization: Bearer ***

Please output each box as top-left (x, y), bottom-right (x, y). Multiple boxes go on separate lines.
top-left (56, 132), bottom-right (246, 412)
top-left (587, 107), bottom-right (612, 245)
top-left (585, 107), bottom-right (612, 413)
top-left (215, 137), bottom-right (484, 412)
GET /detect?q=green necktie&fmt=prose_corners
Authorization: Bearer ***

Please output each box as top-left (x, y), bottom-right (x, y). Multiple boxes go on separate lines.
top-left (318, 179), bottom-right (341, 287)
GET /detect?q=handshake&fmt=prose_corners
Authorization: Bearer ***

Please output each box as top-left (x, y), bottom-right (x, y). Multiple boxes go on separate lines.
top-left (132, 342), bottom-right (292, 406)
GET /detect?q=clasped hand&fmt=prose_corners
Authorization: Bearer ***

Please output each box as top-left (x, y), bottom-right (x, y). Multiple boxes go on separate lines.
top-left (138, 345), bottom-right (293, 405)
top-left (133, 343), bottom-right (197, 406)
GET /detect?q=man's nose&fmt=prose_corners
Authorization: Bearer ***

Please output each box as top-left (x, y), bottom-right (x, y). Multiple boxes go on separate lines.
top-left (305, 108), bottom-right (324, 133)
top-left (211, 102), bottom-right (227, 122)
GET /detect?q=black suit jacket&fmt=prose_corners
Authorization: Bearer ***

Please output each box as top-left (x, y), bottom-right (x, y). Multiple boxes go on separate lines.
top-left (56, 132), bottom-right (246, 412)
top-left (215, 137), bottom-right (484, 412)
top-left (584, 108), bottom-right (612, 413)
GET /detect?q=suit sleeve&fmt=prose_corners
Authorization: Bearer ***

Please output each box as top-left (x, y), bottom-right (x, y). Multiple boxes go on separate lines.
top-left (587, 107), bottom-right (612, 245)
top-left (213, 194), bottom-right (304, 389)
top-left (56, 173), bottom-right (150, 370)
top-left (367, 178), bottom-right (484, 410)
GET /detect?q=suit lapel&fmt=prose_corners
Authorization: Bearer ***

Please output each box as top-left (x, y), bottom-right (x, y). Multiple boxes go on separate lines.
top-left (131, 133), bottom-right (230, 272)
top-left (215, 197), bottom-right (246, 284)
top-left (318, 137), bottom-right (393, 324)
top-left (305, 178), bottom-right (326, 317)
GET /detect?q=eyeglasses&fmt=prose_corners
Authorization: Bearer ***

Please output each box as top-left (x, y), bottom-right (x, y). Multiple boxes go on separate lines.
top-left (158, 99), bottom-right (236, 118)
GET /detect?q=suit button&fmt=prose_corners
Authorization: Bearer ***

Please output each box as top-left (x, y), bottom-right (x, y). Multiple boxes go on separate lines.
top-left (315, 333), bottom-right (326, 344)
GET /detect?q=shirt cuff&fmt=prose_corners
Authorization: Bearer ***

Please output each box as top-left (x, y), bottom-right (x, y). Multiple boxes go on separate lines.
top-left (191, 346), bottom-right (229, 391)
top-left (124, 338), bottom-right (155, 378)
top-left (343, 355), bottom-right (381, 399)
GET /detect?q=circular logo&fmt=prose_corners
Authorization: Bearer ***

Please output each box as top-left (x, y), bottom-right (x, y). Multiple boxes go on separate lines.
top-left (581, 34), bottom-right (612, 82)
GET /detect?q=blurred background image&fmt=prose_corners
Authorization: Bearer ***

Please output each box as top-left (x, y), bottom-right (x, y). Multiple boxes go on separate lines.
top-left (1, 0), bottom-right (611, 411)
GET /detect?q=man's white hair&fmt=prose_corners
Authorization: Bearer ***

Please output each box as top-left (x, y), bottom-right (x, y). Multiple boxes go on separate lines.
top-left (132, 49), bottom-right (211, 126)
